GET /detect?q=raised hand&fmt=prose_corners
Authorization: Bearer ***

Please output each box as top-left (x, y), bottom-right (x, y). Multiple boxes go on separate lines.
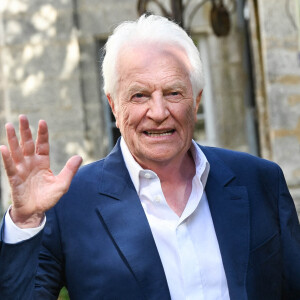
top-left (0, 115), bottom-right (82, 228)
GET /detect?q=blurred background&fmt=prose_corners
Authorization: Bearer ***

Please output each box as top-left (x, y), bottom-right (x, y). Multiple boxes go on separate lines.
top-left (0, 0), bottom-right (300, 219)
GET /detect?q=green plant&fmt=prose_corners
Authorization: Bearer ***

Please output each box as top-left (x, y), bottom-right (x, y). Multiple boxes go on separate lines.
top-left (58, 287), bottom-right (69, 300)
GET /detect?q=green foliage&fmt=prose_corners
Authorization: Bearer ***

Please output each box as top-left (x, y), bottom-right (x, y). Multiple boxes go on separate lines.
top-left (58, 287), bottom-right (70, 300)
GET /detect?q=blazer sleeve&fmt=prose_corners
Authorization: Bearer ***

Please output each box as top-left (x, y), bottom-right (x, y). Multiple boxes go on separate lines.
top-left (0, 219), bottom-right (43, 299)
top-left (278, 167), bottom-right (300, 298)
top-left (34, 207), bottom-right (65, 299)
top-left (0, 207), bottom-right (65, 300)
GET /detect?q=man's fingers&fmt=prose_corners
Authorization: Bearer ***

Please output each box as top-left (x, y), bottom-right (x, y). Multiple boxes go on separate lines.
top-left (0, 145), bottom-right (18, 177)
top-left (6, 123), bottom-right (24, 164)
top-left (36, 120), bottom-right (49, 156)
top-left (19, 115), bottom-right (35, 156)
top-left (56, 155), bottom-right (82, 192)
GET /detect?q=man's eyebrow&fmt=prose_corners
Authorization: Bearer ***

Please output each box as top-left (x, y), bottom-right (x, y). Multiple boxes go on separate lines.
top-left (127, 84), bottom-right (149, 94)
top-left (163, 82), bottom-right (187, 91)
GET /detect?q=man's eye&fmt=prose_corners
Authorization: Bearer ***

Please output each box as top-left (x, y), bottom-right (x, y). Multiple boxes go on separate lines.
top-left (134, 93), bottom-right (144, 98)
top-left (165, 91), bottom-right (182, 102)
top-left (167, 91), bottom-right (181, 97)
top-left (131, 93), bottom-right (148, 102)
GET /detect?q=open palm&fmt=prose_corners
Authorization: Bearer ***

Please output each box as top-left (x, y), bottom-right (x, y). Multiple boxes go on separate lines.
top-left (0, 115), bottom-right (82, 228)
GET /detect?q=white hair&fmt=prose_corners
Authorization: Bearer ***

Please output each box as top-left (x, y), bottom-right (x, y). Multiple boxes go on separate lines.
top-left (102, 14), bottom-right (204, 100)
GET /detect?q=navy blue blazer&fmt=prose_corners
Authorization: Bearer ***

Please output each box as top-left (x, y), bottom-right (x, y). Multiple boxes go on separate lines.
top-left (1, 141), bottom-right (300, 299)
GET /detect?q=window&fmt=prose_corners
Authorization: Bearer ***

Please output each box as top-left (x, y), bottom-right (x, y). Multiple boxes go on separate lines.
top-left (193, 35), bottom-right (217, 146)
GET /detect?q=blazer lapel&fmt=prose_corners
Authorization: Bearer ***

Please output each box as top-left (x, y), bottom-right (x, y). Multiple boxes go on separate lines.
top-left (201, 147), bottom-right (250, 300)
top-left (95, 141), bottom-right (171, 300)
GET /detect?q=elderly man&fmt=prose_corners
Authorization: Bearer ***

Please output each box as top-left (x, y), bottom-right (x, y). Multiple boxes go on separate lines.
top-left (0, 15), bottom-right (300, 300)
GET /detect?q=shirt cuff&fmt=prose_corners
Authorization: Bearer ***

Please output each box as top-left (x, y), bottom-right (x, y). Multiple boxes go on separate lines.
top-left (3, 205), bottom-right (46, 244)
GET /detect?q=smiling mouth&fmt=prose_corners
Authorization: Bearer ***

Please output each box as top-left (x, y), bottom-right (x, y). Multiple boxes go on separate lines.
top-left (144, 129), bottom-right (175, 137)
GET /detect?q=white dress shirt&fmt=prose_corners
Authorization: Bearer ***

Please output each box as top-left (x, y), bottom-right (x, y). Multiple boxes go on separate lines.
top-left (4, 138), bottom-right (230, 299)
top-left (3, 206), bottom-right (46, 243)
top-left (121, 138), bottom-right (230, 300)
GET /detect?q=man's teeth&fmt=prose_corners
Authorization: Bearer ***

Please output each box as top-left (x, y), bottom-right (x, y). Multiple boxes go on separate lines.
top-left (146, 130), bottom-right (174, 137)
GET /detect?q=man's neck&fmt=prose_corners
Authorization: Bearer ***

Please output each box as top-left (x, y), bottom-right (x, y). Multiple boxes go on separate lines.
top-left (138, 150), bottom-right (195, 184)
top-left (141, 151), bottom-right (196, 217)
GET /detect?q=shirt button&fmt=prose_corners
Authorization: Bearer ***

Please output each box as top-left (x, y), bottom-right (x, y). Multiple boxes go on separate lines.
top-left (144, 173), bottom-right (151, 179)
top-left (154, 195), bottom-right (161, 203)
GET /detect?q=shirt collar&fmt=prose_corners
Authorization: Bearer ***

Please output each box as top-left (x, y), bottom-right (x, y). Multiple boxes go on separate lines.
top-left (120, 137), bottom-right (210, 194)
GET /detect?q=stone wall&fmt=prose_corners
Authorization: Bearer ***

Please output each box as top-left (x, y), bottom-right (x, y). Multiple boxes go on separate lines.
top-left (256, 0), bottom-right (300, 213)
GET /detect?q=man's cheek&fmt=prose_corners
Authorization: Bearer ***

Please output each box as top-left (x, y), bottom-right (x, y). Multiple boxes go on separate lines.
top-left (121, 114), bottom-right (133, 130)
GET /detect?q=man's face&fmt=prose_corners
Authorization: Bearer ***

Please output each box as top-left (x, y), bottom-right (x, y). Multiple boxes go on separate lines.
top-left (108, 44), bottom-right (201, 169)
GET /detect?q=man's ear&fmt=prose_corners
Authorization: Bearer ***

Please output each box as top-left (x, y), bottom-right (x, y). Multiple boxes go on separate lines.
top-left (107, 94), bottom-right (115, 113)
top-left (194, 90), bottom-right (203, 121)
top-left (107, 94), bottom-right (119, 128)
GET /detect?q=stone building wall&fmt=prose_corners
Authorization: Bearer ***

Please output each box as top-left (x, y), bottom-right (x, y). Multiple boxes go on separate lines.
top-left (255, 0), bottom-right (300, 213)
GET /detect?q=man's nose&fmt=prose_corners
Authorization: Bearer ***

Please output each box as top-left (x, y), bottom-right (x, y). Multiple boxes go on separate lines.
top-left (146, 93), bottom-right (170, 122)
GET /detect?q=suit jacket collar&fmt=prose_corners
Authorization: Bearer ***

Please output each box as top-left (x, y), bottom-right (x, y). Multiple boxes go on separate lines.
top-left (201, 146), bottom-right (250, 300)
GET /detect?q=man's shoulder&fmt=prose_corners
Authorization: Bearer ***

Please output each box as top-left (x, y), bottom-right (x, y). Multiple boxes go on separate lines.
top-left (199, 145), bottom-right (280, 174)
top-left (73, 142), bottom-right (126, 183)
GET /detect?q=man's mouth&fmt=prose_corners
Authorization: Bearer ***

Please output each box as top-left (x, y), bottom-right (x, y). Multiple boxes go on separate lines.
top-left (144, 129), bottom-right (175, 137)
